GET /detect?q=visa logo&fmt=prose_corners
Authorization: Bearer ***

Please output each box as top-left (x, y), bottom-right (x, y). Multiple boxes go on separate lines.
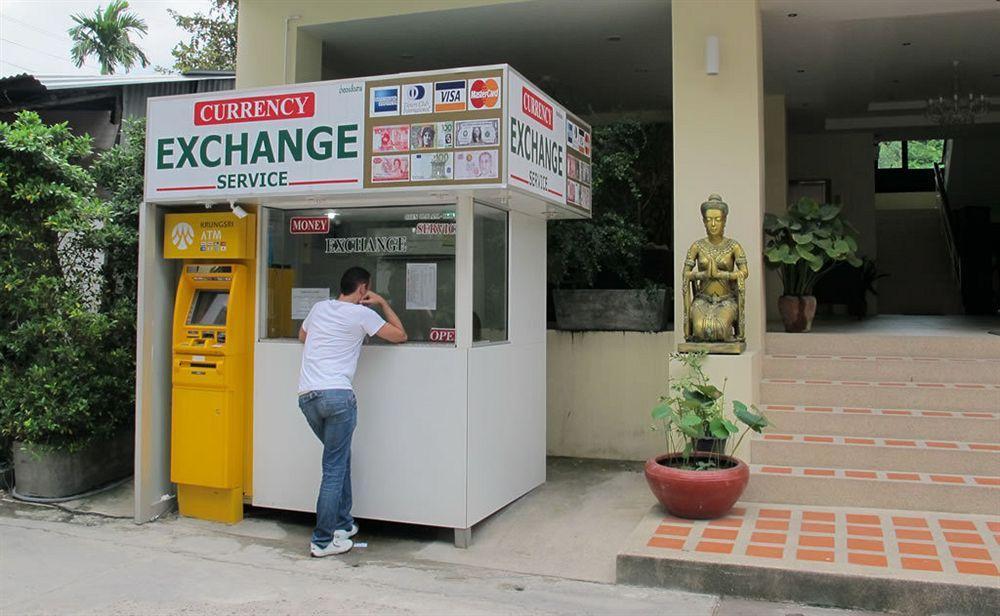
top-left (434, 80), bottom-right (467, 112)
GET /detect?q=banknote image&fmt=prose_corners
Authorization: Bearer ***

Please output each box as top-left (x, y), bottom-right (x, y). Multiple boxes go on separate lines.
top-left (373, 125), bottom-right (410, 153)
top-left (580, 185), bottom-right (592, 209)
top-left (455, 119), bottom-right (499, 148)
top-left (409, 122), bottom-right (453, 149)
top-left (371, 155), bottom-right (410, 182)
top-left (580, 160), bottom-right (592, 185)
top-left (454, 149), bottom-right (498, 180)
top-left (567, 156), bottom-right (579, 181)
top-left (567, 179), bottom-right (579, 205)
top-left (410, 152), bottom-right (454, 181)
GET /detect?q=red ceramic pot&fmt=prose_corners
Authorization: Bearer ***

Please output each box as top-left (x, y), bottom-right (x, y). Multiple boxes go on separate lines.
top-left (778, 295), bottom-right (817, 333)
top-left (644, 453), bottom-right (749, 519)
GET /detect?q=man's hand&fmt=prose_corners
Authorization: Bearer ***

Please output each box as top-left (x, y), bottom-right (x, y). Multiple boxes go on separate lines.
top-left (360, 290), bottom-right (386, 307)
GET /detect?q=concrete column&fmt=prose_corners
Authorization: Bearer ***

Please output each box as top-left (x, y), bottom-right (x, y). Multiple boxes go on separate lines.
top-left (671, 0), bottom-right (766, 437)
top-left (764, 94), bottom-right (788, 323)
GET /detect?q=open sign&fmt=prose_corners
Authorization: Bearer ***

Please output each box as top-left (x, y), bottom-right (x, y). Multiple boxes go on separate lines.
top-left (429, 328), bottom-right (456, 343)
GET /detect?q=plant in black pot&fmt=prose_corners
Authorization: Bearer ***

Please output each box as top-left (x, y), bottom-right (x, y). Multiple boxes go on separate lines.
top-left (764, 198), bottom-right (862, 332)
top-left (0, 113), bottom-right (139, 498)
top-left (645, 351), bottom-right (768, 519)
top-left (548, 119), bottom-right (671, 331)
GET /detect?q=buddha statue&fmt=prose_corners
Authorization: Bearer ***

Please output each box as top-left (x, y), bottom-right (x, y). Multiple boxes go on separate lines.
top-left (680, 194), bottom-right (748, 353)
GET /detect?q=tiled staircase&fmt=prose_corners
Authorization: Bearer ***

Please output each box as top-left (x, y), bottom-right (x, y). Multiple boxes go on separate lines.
top-left (745, 333), bottom-right (1000, 514)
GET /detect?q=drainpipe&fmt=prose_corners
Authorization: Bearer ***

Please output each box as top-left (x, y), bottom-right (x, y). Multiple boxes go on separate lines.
top-left (283, 14), bottom-right (302, 84)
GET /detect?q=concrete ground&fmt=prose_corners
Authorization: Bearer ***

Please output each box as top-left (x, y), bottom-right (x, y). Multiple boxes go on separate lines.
top-left (0, 458), bottom-right (880, 615)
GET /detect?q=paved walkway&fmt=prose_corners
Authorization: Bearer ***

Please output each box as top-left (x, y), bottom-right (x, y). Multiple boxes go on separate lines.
top-left (0, 458), bottom-right (879, 615)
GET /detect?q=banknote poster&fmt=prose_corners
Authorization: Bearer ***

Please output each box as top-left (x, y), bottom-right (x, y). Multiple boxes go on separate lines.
top-left (371, 155), bottom-right (410, 182)
top-left (580, 185), bottom-right (592, 210)
top-left (409, 122), bottom-right (453, 150)
top-left (454, 149), bottom-right (498, 180)
top-left (455, 119), bottom-right (499, 148)
top-left (410, 152), bottom-right (454, 181)
top-left (566, 119), bottom-right (591, 157)
top-left (373, 125), bottom-right (410, 153)
top-left (567, 156), bottom-right (579, 181)
top-left (567, 180), bottom-right (579, 205)
top-left (580, 160), bottom-right (591, 184)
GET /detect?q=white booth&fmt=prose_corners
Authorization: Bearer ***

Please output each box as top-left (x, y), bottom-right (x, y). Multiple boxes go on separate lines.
top-left (135, 65), bottom-right (592, 545)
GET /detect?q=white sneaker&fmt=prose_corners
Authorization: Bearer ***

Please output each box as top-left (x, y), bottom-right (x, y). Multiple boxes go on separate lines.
top-left (334, 524), bottom-right (359, 540)
top-left (310, 537), bottom-right (353, 557)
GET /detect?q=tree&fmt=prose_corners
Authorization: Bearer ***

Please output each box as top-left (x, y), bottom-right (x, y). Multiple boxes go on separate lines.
top-left (165, 0), bottom-right (238, 73)
top-left (68, 0), bottom-right (149, 75)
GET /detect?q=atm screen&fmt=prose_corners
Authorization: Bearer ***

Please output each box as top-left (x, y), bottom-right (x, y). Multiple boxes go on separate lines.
top-left (187, 291), bottom-right (229, 326)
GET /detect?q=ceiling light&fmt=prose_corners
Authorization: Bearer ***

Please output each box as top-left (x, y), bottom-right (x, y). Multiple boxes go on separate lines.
top-left (787, 13), bottom-right (798, 17)
top-left (634, 67), bottom-right (651, 73)
top-left (796, 69), bottom-right (806, 73)
top-left (606, 35), bottom-right (622, 42)
top-left (902, 42), bottom-right (911, 46)
top-left (926, 60), bottom-right (991, 125)
top-left (400, 53), bottom-right (414, 59)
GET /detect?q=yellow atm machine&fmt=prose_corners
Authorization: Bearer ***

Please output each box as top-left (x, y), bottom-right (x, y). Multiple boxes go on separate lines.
top-left (164, 211), bottom-right (255, 523)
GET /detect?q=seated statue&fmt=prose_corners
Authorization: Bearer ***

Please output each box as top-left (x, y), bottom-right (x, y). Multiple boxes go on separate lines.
top-left (681, 194), bottom-right (747, 353)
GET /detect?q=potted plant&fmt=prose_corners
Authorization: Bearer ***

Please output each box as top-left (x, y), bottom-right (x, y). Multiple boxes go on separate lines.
top-left (764, 198), bottom-right (862, 332)
top-left (548, 120), bottom-right (671, 331)
top-left (0, 113), bottom-right (139, 498)
top-left (646, 352), bottom-right (768, 519)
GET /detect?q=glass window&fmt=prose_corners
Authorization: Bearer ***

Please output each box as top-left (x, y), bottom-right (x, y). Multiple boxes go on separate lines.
top-left (265, 205), bottom-right (456, 344)
top-left (906, 139), bottom-right (944, 169)
top-left (472, 202), bottom-right (508, 343)
top-left (877, 141), bottom-right (902, 169)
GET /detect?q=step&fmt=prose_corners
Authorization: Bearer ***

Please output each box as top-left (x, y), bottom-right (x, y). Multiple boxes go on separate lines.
top-left (617, 502), bottom-right (1000, 614)
top-left (761, 378), bottom-right (1000, 413)
top-left (764, 354), bottom-right (1000, 385)
top-left (744, 465), bottom-right (999, 515)
top-left (765, 332), bottom-right (1000, 360)
top-left (763, 405), bottom-right (999, 442)
top-left (751, 433), bottom-right (1000, 476)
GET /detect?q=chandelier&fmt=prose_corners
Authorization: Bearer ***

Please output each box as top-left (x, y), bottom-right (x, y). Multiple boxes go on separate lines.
top-left (926, 60), bottom-right (990, 125)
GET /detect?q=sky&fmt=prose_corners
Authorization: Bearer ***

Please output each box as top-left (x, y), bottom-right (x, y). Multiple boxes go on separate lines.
top-left (0, 0), bottom-right (218, 77)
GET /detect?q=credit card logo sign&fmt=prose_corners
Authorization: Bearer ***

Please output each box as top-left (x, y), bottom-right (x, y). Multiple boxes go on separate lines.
top-left (468, 78), bottom-right (500, 109)
top-left (434, 80), bottom-right (467, 112)
top-left (371, 86), bottom-right (400, 116)
top-left (401, 82), bottom-right (432, 115)
top-left (521, 87), bottom-right (553, 130)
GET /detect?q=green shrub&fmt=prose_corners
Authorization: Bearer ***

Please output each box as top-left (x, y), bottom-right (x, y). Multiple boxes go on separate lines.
top-left (0, 111), bottom-right (139, 451)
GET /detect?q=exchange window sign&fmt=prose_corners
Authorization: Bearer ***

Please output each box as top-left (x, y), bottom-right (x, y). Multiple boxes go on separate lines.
top-left (325, 236), bottom-right (408, 254)
top-left (144, 65), bottom-right (590, 219)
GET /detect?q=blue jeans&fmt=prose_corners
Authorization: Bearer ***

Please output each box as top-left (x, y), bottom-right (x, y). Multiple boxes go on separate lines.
top-left (298, 389), bottom-right (357, 548)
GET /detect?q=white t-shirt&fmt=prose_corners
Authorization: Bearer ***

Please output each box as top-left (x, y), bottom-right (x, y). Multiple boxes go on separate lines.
top-left (298, 300), bottom-right (387, 393)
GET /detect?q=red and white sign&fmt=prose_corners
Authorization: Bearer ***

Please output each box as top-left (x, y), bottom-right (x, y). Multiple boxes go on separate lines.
top-left (289, 216), bottom-right (330, 234)
top-left (521, 87), bottom-right (553, 130)
top-left (469, 78), bottom-right (501, 110)
top-left (194, 92), bottom-right (315, 126)
top-left (429, 328), bottom-right (456, 343)
top-left (414, 222), bottom-right (456, 235)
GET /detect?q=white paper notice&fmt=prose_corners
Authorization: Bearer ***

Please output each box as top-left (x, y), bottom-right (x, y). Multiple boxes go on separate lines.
top-left (406, 263), bottom-right (437, 310)
top-left (291, 288), bottom-right (330, 319)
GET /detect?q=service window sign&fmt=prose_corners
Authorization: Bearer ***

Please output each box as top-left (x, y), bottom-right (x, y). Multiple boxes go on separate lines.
top-left (145, 81), bottom-right (365, 201)
top-left (507, 71), bottom-right (567, 204)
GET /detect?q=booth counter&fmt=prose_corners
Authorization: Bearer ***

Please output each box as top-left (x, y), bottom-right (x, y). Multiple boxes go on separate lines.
top-left (135, 65), bottom-right (592, 545)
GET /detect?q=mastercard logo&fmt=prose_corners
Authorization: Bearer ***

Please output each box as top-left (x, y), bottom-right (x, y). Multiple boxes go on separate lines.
top-left (469, 78), bottom-right (500, 109)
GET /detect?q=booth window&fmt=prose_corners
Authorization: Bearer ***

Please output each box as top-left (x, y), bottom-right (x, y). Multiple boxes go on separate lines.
top-left (265, 205), bottom-right (456, 344)
top-left (472, 202), bottom-right (508, 343)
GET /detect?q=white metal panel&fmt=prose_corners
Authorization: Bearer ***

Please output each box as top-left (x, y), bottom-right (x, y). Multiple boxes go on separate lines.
top-left (466, 341), bottom-right (546, 525)
top-left (508, 210), bottom-right (547, 345)
top-left (252, 341), bottom-right (469, 528)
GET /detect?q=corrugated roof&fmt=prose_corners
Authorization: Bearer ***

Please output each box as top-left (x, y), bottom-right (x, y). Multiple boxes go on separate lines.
top-left (29, 73), bottom-right (234, 91)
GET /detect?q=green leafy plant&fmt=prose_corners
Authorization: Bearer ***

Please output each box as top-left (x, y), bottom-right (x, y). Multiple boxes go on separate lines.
top-left (650, 352), bottom-right (768, 470)
top-left (547, 211), bottom-right (647, 289)
top-left (0, 111), bottom-right (138, 452)
top-left (68, 0), bottom-right (150, 75)
top-left (764, 197), bottom-right (863, 296)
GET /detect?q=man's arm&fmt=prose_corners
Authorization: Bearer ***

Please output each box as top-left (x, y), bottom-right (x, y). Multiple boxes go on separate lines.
top-left (361, 291), bottom-right (407, 343)
top-left (298, 327), bottom-right (307, 342)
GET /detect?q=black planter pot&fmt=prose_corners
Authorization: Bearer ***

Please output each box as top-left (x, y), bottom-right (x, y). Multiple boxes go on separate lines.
top-left (552, 288), bottom-right (671, 332)
top-left (694, 437), bottom-right (728, 454)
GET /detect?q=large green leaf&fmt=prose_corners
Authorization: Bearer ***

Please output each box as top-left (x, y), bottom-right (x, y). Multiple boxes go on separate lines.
top-left (795, 244), bottom-right (822, 263)
top-left (819, 203), bottom-right (842, 220)
top-left (676, 412), bottom-right (703, 438)
top-left (651, 401), bottom-right (672, 420)
top-left (733, 401), bottom-right (769, 433)
top-left (693, 384), bottom-right (722, 400)
top-left (709, 417), bottom-right (741, 439)
top-left (792, 232), bottom-right (814, 245)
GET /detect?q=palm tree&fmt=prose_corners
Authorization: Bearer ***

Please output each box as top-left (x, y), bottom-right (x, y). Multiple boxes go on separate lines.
top-left (68, 0), bottom-right (149, 75)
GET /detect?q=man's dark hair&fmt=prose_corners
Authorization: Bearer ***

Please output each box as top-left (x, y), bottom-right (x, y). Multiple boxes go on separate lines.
top-left (340, 266), bottom-right (371, 295)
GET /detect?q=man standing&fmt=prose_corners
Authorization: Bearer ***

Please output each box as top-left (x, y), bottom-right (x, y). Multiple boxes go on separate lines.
top-left (298, 266), bottom-right (407, 557)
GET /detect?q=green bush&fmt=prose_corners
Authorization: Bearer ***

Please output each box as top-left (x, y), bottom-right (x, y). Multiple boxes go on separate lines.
top-left (0, 112), bottom-right (139, 451)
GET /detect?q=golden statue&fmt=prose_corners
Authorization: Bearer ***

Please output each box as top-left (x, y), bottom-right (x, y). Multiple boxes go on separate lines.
top-left (679, 194), bottom-right (748, 354)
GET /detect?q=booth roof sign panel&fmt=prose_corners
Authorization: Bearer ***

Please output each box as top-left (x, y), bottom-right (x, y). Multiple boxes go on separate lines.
top-left (143, 65), bottom-right (589, 215)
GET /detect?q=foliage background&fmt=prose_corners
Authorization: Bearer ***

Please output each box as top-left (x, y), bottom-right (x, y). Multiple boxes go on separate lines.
top-left (163, 0), bottom-right (238, 73)
top-left (0, 112), bottom-right (140, 451)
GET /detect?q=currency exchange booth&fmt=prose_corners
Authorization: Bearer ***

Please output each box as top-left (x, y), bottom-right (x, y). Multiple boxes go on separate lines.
top-left (135, 65), bottom-right (592, 545)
